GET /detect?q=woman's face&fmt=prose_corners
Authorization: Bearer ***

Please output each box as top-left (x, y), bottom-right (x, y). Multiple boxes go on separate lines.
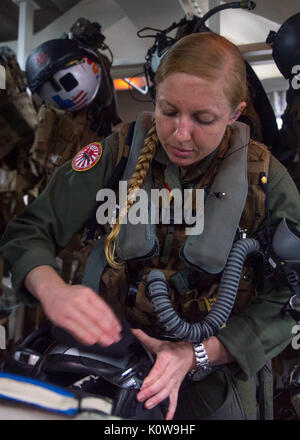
top-left (155, 72), bottom-right (245, 168)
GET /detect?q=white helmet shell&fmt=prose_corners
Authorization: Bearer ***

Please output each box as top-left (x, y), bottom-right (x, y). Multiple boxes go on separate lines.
top-left (38, 56), bottom-right (101, 111)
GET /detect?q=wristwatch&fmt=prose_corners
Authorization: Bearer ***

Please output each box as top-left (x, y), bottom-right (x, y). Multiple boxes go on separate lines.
top-left (189, 343), bottom-right (213, 381)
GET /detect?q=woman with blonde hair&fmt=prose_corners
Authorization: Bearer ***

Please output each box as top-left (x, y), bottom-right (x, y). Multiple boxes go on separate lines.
top-left (1, 32), bottom-right (299, 420)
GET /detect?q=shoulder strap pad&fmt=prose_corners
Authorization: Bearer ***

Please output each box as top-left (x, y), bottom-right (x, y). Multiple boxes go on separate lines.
top-left (240, 140), bottom-right (271, 235)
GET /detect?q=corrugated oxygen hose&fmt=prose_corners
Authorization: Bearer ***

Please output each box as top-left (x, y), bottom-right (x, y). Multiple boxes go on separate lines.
top-left (146, 238), bottom-right (260, 342)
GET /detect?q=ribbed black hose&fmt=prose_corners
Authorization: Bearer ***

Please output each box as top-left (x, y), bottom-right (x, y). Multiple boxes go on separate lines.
top-left (146, 238), bottom-right (260, 343)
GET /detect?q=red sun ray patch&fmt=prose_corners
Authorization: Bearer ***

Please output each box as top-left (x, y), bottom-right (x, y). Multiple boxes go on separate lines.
top-left (72, 142), bottom-right (103, 171)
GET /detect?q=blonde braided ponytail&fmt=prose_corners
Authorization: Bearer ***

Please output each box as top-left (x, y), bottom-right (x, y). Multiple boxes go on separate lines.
top-left (105, 122), bottom-right (159, 268)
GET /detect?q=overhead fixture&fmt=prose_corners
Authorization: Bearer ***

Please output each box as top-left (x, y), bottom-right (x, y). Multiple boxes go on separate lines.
top-left (113, 76), bottom-right (148, 95)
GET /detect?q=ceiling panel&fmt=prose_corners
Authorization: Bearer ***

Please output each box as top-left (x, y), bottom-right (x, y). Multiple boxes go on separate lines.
top-left (114, 0), bottom-right (184, 30)
top-left (0, 0), bottom-right (82, 42)
top-left (223, 0), bottom-right (300, 25)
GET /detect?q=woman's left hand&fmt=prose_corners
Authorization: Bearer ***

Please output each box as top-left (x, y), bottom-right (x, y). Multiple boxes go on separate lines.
top-left (132, 328), bottom-right (195, 420)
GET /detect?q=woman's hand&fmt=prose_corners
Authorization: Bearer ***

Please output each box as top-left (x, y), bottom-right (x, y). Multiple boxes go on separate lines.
top-left (132, 328), bottom-right (195, 420)
top-left (25, 266), bottom-right (122, 346)
top-left (42, 284), bottom-right (122, 346)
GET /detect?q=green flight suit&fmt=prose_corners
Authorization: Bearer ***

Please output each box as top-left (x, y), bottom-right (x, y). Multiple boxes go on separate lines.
top-left (281, 91), bottom-right (300, 191)
top-left (0, 125), bottom-right (299, 420)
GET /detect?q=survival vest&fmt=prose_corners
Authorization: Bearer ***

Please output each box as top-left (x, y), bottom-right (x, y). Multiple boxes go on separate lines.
top-left (81, 112), bottom-right (271, 336)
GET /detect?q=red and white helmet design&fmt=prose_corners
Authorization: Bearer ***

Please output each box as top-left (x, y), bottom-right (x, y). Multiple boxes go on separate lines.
top-left (38, 57), bottom-right (101, 111)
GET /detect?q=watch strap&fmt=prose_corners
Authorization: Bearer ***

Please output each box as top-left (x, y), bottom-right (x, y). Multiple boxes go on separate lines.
top-left (189, 342), bottom-right (212, 381)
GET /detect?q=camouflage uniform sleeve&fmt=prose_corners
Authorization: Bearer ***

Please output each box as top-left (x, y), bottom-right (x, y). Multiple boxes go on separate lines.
top-left (218, 155), bottom-right (300, 379)
top-left (0, 131), bottom-right (120, 303)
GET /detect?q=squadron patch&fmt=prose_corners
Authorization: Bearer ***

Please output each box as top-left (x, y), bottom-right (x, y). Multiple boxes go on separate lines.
top-left (72, 142), bottom-right (103, 171)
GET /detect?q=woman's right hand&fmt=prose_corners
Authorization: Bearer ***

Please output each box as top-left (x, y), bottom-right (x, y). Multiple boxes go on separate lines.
top-left (25, 266), bottom-right (122, 346)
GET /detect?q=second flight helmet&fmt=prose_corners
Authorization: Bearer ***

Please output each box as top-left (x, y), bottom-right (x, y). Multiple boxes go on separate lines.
top-left (267, 12), bottom-right (300, 80)
top-left (25, 38), bottom-right (101, 111)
